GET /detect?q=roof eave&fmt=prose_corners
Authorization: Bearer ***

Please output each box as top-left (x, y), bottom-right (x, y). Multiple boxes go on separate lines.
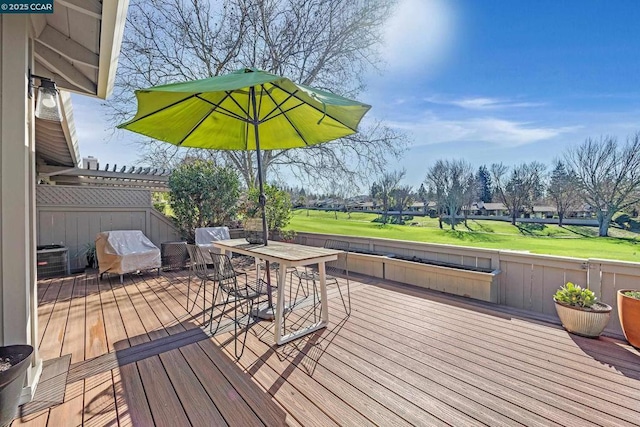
top-left (96, 0), bottom-right (129, 99)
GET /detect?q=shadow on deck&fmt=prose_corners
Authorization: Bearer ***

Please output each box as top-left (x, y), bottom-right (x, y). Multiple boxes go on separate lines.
top-left (11, 267), bottom-right (640, 426)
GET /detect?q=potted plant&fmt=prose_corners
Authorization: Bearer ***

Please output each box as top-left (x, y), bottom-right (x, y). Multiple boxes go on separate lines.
top-left (0, 345), bottom-right (33, 427)
top-left (553, 282), bottom-right (612, 338)
top-left (617, 289), bottom-right (640, 349)
top-left (84, 242), bottom-right (96, 269)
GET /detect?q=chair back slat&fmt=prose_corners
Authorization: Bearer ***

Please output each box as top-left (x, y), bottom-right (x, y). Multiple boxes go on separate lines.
top-left (187, 244), bottom-right (211, 280)
top-left (210, 252), bottom-right (240, 294)
top-left (324, 239), bottom-right (349, 276)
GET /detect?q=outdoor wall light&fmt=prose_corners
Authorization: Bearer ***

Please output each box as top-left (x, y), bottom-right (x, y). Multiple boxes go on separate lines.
top-left (29, 70), bottom-right (62, 122)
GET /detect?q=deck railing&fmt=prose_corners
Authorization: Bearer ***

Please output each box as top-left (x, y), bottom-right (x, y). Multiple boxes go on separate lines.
top-left (294, 231), bottom-right (637, 337)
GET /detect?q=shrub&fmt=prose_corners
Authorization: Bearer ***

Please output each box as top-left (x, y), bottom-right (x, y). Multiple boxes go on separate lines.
top-left (242, 184), bottom-right (292, 232)
top-left (553, 282), bottom-right (597, 308)
top-left (168, 160), bottom-right (241, 242)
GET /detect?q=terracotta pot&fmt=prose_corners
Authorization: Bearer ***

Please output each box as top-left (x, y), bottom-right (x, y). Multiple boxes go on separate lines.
top-left (617, 289), bottom-right (640, 349)
top-left (554, 300), bottom-right (612, 338)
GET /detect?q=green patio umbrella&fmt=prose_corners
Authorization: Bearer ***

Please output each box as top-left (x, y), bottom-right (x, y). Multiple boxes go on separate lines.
top-left (118, 68), bottom-right (371, 312)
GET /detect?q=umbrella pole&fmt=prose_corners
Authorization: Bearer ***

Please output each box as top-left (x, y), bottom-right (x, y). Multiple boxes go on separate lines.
top-left (251, 86), bottom-right (275, 315)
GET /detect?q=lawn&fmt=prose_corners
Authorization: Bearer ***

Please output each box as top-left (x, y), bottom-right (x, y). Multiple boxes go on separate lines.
top-left (286, 209), bottom-right (640, 262)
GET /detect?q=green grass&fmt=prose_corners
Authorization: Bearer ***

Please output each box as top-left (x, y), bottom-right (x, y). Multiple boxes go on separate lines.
top-left (286, 209), bottom-right (640, 262)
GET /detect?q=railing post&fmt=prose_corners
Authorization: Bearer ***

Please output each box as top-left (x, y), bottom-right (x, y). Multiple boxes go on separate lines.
top-left (587, 259), bottom-right (602, 297)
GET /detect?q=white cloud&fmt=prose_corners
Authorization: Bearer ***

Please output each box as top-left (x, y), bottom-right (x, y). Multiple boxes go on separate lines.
top-left (382, 0), bottom-right (457, 75)
top-left (425, 96), bottom-right (546, 110)
top-left (390, 112), bottom-right (579, 147)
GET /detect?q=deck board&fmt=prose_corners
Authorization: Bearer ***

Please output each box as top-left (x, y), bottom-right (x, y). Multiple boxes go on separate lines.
top-left (216, 331), bottom-right (340, 427)
top-left (142, 272), bottom-right (288, 427)
top-left (348, 288), bottom-right (639, 426)
top-left (241, 331), bottom-right (383, 427)
top-left (360, 286), bottom-right (640, 412)
top-left (10, 268), bottom-right (640, 427)
top-left (39, 276), bottom-right (75, 359)
top-left (368, 284), bottom-right (640, 390)
top-left (61, 275), bottom-right (86, 364)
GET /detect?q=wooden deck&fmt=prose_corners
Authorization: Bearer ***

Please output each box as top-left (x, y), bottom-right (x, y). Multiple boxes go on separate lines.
top-left (11, 265), bottom-right (640, 426)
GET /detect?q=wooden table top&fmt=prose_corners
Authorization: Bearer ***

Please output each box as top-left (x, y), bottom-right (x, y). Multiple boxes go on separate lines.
top-left (213, 239), bottom-right (341, 266)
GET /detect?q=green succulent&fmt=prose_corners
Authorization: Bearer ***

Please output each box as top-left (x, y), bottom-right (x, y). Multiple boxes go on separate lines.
top-left (623, 291), bottom-right (640, 300)
top-left (554, 282), bottom-right (597, 308)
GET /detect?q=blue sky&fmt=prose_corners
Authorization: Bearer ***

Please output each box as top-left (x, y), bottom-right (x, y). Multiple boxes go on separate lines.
top-left (73, 0), bottom-right (640, 189)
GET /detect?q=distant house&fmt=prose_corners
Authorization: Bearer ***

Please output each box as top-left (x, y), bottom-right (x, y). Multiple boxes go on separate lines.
top-left (406, 201), bottom-right (439, 216)
top-left (567, 204), bottom-right (596, 219)
top-left (462, 202), bottom-right (483, 216)
top-left (407, 201), bottom-right (424, 212)
top-left (353, 201), bottom-right (375, 211)
top-left (532, 206), bottom-right (557, 219)
top-left (479, 202), bottom-right (508, 216)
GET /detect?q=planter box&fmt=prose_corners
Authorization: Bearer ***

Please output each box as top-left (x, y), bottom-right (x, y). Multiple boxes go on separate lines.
top-left (347, 252), bottom-right (500, 303)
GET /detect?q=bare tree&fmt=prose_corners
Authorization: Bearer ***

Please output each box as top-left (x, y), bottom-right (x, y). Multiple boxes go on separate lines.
top-left (547, 160), bottom-right (581, 226)
top-left (491, 162), bottom-right (546, 225)
top-left (426, 161), bottom-right (446, 229)
top-left (372, 169), bottom-right (405, 224)
top-left (462, 173), bottom-right (479, 227)
top-left (108, 0), bottom-right (408, 188)
top-left (425, 160), bottom-right (474, 230)
top-left (391, 185), bottom-right (414, 224)
top-left (565, 134), bottom-right (640, 236)
top-left (417, 183), bottom-right (428, 216)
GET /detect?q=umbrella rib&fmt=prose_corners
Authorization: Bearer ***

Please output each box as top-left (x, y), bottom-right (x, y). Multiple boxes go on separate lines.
top-left (262, 84), bottom-right (312, 146)
top-left (119, 94), bottom-right (198, 127)
top-left (195, 94), bottom-right (250, 122)
top-left (271, 82), bottom-right (359, 132)
top-left (176, 107), bottom-right (217, 146)
top-left (260, 89), bottom-right (300, 122)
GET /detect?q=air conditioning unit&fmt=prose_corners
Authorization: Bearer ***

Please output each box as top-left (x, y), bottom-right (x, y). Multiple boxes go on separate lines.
top-left (36, 245), bottom-right (69, 278)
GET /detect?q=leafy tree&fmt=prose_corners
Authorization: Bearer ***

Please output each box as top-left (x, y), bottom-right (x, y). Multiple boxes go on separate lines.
top-left (425, 160), bottom-right (474, 230)
top-left (244, 184), bottom-right (293, 233)
top-left (476, 165), bottom-right (493, 203)
top-left (565, 134), bottom-right (640, 236)
top-left (547, 160), bottom-right (581, 226)
top-left (109, 0), bottom-right (408, 189)
top-left (391, 185), bottom-right (415, 224)
top-left (370, 182), bottom-right (381, 209)
top-left (152, 192), bottom-right (171, 215)
top-left (491, 162), bottom-right (546, 225)
top-left (168, 160), bottom-right (241, 241)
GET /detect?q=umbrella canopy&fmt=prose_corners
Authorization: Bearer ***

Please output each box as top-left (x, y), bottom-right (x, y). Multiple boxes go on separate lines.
top-left (118, 67), bottom-right (370, 244)
top-left (118, 68), bottom-right (370, 316)
top-left (118, 68), bottom-right (371, 151)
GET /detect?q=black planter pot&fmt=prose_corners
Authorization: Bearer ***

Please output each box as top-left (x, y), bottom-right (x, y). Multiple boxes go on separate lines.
top-left (0, 345), bottom-right (33, 427)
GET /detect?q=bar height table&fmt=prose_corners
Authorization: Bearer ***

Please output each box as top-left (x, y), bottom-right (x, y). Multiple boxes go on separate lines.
top-left (213, 239), bottom-right (341, 345)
